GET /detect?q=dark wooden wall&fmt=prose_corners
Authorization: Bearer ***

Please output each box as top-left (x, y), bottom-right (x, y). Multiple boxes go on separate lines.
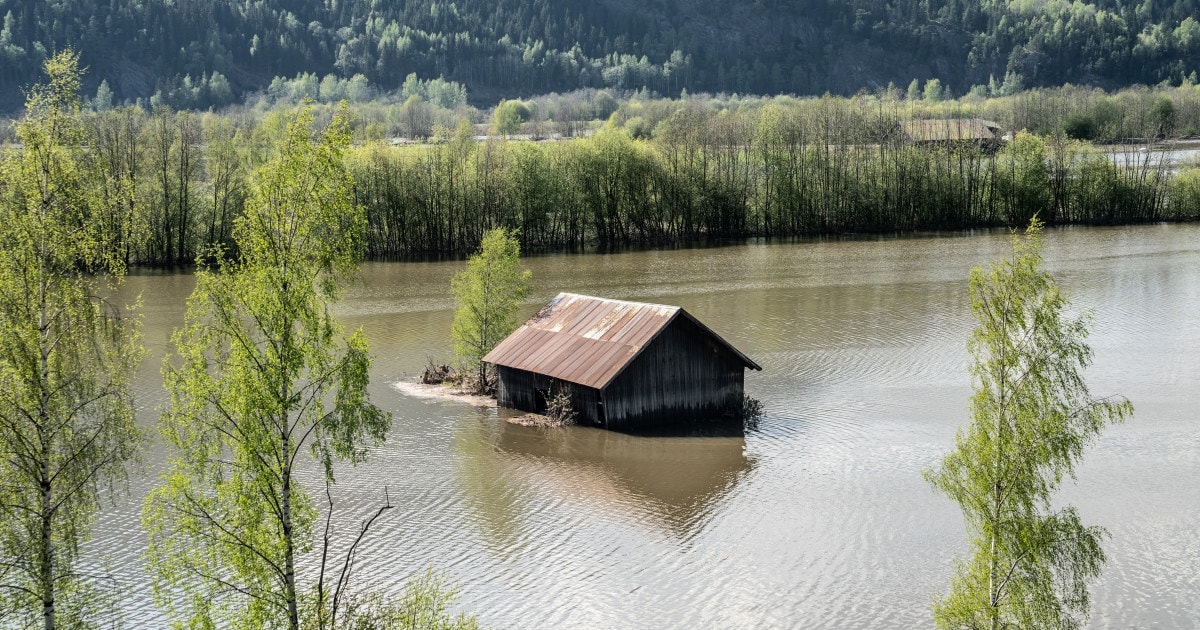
top-left (601, 316), bottom-right (745, 431)
top-left (496, 366), bottom-right (602, 426)
top-left (495, 366), bottom-right (545, 412)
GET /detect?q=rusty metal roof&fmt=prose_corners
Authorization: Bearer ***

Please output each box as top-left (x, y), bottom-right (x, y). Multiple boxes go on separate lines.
top-left (900, 118), bottom-right (997, 143)
top-left (482, 293), bottom-right (761, 390)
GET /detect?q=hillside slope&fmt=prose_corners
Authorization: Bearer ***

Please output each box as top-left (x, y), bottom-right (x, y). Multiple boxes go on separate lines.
top-left (1, 0), bottom-right (1198, 111)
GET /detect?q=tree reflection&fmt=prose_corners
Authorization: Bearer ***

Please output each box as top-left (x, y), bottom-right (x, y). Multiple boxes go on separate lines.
top-left (452, 407), bottom-right (533, 561)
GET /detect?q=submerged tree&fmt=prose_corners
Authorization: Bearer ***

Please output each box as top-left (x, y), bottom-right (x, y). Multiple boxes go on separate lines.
top-left (926, 218), bottom-right (1132, 629)
top-left (143, 105), bottom-right (390, 629)
top-left (0, 50), bottom-right (143, 629)
top-left (450, 228), bottom-right (532, 392)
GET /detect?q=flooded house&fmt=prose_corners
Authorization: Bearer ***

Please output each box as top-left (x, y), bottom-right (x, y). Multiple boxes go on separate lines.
top-left (482, 293), bottom-right (761, 431)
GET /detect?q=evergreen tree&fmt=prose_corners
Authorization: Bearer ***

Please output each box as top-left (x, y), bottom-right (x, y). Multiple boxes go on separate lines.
top-left (93, 79), bottom-right (113, 111)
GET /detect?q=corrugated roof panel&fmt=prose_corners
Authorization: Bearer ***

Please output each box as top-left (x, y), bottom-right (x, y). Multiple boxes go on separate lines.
top-left (482, 293), bottom-right (760, 390)
top-left (578, 342), bottom-right (627, 386)
top-left (517, 329), bottom-right (562, 368)
top-left (901, 118), bottom-right (996, 143)
top-left (557, 299), bottom-right (594, 334)
top-left (597, 309), bottom-right (637, 342)
top-left (555, 336), bottom-right (592, 374)
top-left (582, 303), bottom-right (630, 340)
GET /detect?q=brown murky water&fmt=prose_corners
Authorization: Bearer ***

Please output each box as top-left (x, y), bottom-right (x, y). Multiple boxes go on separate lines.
top-left (87, 224), bottom-right (1200, 628)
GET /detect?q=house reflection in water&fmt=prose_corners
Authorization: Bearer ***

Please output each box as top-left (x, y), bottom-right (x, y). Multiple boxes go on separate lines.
top-left (454, 408), bottom-right (754, 550)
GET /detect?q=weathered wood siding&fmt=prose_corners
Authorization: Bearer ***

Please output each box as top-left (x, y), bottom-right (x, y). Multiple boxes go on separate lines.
top-left (602, 316), bottom-right (745, 431)
top-left (496, 366), bottom-right (603, 426)
top-left (569, 386), bottom-right (601, 426)
top-left (495, 366), bottom-right (544, 412)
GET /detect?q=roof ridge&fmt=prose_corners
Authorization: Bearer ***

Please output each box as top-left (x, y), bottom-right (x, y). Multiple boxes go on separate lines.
top-left (554, 292), bottom-right (681, 313)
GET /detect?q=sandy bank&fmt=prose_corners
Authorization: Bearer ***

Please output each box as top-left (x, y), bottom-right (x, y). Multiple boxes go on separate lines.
top-left (390, 379), bottom-right (496, 407)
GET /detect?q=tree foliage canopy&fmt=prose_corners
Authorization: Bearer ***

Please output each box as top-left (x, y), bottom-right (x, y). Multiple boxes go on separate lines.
top-left (926, 218), bottom-right (1132, 630)
top-left (451, 228), bottom-right (532, 390)
top-left (6, 0), bottom-right (1200, 111)
top-left (143, 105), bottom-right (389, 630)
top-left (0, 49), bottom-right (143, 629)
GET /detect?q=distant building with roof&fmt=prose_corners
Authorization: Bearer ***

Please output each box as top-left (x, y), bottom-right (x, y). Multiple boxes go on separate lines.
top-left (899, 118), bottom-right (1003, 152)
top-left (483, 293), bottom-right (761, 431)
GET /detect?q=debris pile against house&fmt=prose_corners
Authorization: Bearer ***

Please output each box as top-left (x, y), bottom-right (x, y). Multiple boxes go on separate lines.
top-left (420, 361), bottom-right (456, 385)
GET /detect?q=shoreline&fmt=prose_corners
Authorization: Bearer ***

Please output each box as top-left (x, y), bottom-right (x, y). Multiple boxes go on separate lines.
top-left (391, 379), bottom-right (567, 427)
top-left (390, 379), bottom-right (497, 408)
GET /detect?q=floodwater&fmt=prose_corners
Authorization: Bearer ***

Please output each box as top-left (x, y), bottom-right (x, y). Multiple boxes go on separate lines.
top-left (88, 224), bottom-right (1200, 628)
top-left (1108, 143), bottom-right (1200, 170)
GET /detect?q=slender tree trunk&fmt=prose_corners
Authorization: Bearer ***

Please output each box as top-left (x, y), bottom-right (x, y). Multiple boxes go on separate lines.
top-left (282, 440), bottom-right (298, 630)
top-left (38, 264), bottom-right (55, 630)
top-left (124, 111), bottom-right (139, 266)
top-left (281, 393), bottom-right (299, 629)
top-left (41, 456), bottom-right (54, 630)
top-left (208, 174), bottom-right (219, 247)
top-left (41, 445), bottom-right (54, 630)
top-left (479, 265), bottom-right (492, 389)
top-left (990, 483), bottom-right (1000, 629)
top-left (989, 303), bottom-right (1009, 630)
top-left (177, 116), bottom-right (195, 264)
top-left (157, 116), bottom-right (175, 265)
top-left (280, 277), bottom-right (300, 630)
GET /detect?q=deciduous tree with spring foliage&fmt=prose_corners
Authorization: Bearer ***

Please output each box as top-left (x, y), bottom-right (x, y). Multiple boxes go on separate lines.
top-left (451, 228), bottom-right (531, 392)
top-left (0, 50), bottom-right (144, 630)
top-left (143, 105), bottom-right (390, 630)
top-left (925, 218), bottom-right (1132, 630)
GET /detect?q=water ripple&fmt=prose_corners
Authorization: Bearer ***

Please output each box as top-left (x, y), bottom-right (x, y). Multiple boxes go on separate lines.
top-left (72, 224), bottom-right (1200, 628)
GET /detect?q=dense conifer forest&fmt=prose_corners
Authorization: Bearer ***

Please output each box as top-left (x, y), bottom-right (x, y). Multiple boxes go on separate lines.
top-left (4, 0), bottom-right (1200, 111)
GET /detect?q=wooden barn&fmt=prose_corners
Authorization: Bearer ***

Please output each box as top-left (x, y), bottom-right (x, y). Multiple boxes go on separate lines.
top-left (899, 118), bottom-right (1002, 152)
top-left (482, 293), bottom-right (761, 431)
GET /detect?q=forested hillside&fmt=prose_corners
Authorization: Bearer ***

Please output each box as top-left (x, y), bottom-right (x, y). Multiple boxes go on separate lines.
top-left (2, 0), bottom-right (1200, 112)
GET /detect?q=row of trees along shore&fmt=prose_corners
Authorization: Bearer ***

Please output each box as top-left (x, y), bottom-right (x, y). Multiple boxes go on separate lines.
top-left (7, 75), bottom-right (1200, 265)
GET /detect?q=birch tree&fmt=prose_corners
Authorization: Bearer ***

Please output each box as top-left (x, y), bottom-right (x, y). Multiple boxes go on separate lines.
top-left (0, 50), bottom-right (143, 630)
top-left (143, 105), bottom-right (390, 630)
top-left (926, 218), bottom-right (1132, 629)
